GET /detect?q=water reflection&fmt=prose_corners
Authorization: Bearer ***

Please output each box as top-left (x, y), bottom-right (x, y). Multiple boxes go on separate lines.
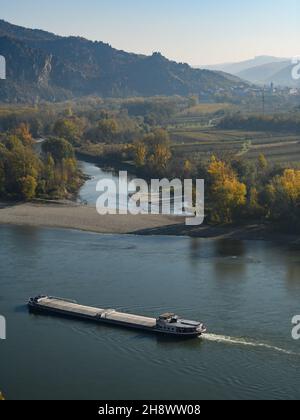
top-left (286, 264), bottom-right (300, 285)
top-left (284, 244), bottom-right (300, 288)
top-left (189, 238), bottom-right (206, 266)
top-left (213, 239), bottom-right (247, 279)
top-left (214, 239), bottom-right (246, 258)
top-left (2, 225), bottom-right (41, 256)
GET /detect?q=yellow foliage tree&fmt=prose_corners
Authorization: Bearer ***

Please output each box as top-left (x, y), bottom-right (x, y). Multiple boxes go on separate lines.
top-left (152, 144), bottom-right (172, 172)
top-left (267, 169), bottom-right (300, 206)
top-left (134, 143), bottom-right (147, 167)
top-left (208, 155), bottom-right (234, 184)
top-left (183, 159), bottom-right (192, 177)
top-left (258, 153), bottom-right (268, 171)
top-left (208, 156), bottom-right (247, 223)
top-left (278, 169), bottom-right (300, 202)
top-left (14, 123), bottom-right (32, 146)
top-left (266, 169), bottom-right (300, 224)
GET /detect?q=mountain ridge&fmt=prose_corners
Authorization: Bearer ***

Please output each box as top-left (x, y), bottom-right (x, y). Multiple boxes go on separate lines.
top-left (0, 19), bottom-right (248, 103)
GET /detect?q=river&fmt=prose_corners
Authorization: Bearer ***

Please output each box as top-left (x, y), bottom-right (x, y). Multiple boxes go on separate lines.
top-left (0, 161), bottom-right (300, 400)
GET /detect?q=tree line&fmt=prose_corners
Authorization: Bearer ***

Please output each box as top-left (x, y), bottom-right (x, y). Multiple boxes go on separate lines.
top-left (0, 123), bottom-right (82, 200)
top-left (1, 101), bottom-right (300, 233)
top-left (132, 132), bottom-right (300, 232)
top-left (219, 114), bottom-right (300, 132)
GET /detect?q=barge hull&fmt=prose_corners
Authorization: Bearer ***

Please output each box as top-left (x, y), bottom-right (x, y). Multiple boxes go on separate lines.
top-left (28, 297), bottom-right (202, 338)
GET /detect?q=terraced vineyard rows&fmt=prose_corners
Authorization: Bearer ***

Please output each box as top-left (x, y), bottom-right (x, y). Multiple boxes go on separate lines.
top-left (170, 127), bottom-right (300, 164)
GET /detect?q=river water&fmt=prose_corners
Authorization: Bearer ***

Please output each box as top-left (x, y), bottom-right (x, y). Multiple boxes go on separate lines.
top-left (77, 160), bottom-right (193, 215)
top-left (77, 161), bottom-right (120, 206)
top-left (0, 162), bottom-right (300, 400)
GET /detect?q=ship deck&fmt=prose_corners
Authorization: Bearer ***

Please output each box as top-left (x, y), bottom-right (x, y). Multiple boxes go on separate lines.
top-left (37, 297), bottom-right (157, 328)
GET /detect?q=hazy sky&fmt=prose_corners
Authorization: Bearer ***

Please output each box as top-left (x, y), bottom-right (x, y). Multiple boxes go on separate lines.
top-left (0, 0), bottom-right (299, 65)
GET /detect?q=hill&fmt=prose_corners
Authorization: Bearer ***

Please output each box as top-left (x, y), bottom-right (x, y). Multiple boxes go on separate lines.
top-left (0, 19), bottom-right (247, 103)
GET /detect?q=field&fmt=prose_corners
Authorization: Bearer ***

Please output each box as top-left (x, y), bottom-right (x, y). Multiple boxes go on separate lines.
top-left (169, 127), bottom-right (300, 164)
top-left (167, 102), bottom-right (300, 165)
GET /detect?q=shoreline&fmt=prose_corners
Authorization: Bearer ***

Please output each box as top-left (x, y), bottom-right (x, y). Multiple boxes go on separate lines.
top-left (0, 202), bottom-right (299, 243)
top-left (0, 202), bottom-right (183, 235)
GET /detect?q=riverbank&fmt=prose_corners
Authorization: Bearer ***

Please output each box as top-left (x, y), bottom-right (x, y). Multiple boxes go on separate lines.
top-left (0, 201), bottom-right (299, 243)
top-left (0, 202), bottom-right (183, 234)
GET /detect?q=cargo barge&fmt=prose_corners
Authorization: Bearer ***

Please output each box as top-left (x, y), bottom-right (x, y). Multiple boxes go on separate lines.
top-left (28, 296), bottom-right (207, 338)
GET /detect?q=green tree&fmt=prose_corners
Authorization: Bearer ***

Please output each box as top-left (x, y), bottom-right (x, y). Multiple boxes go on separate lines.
top-left (88, 119), bottom-right (118, 143)
top-left (0, 145), bottom-right (7, 195)
top-left (42, 153), bottom-right (56, 193)
top-left (0, 136), bottom-right (40, 199)
top-left (258, 153), bottom-right (268, 172)
top-left (42, 138), bottom-right (74, 164)
top-left (53, 118), bottom-right (84, 144)
top-left (20, 175), bottom-right (37, 200)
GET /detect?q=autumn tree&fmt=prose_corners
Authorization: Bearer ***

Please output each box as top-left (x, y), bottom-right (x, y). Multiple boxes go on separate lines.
top-left (151, 143), bottom-right (172, 172)
top-left (133, 129), bottom-right (172, 176)
top-left (266, 169), bottom-right (300, 229)
top-left (183, 160), bottom-right (192, 178)
top-left (258, 153), bottom-right (268, 172)
top-left (208, 156), bottom-right (247, 223)
top-left (134, 142), bottom-right (147, 167)
top-left (13, 123), bottom-right (32, 146)
top-left (144, 129), bottom-right (172, 175)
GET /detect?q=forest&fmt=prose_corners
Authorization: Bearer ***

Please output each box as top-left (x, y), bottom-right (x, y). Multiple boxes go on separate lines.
top-left (0, 123), bottom-right (82, 200)
top-left (0, 96), bottom-right (300, 232)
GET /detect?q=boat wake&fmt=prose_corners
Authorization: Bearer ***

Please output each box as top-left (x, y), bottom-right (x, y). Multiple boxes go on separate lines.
top-left (203, 333), bottom-right (296, 356)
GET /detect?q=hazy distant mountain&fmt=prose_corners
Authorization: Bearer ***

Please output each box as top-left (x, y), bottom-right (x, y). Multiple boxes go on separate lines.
top-left (0, 19), bottom-right (247, 103)
top-left (265, 63), bottom-right (300, 88)
top-left (236, 61), bottom-right (291, 84)
top-left (198, 55), bottom-right (298, 88)
top-left (200, 56), bottom-right (288, 75)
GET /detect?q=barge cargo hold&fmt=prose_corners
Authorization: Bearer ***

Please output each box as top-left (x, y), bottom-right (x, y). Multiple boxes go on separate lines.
top-left (28, 296), bottom-right (207, 338)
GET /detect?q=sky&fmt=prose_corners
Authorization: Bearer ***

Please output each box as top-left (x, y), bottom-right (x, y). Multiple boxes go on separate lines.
top-left (0, 0), bottom-right (299, 65)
